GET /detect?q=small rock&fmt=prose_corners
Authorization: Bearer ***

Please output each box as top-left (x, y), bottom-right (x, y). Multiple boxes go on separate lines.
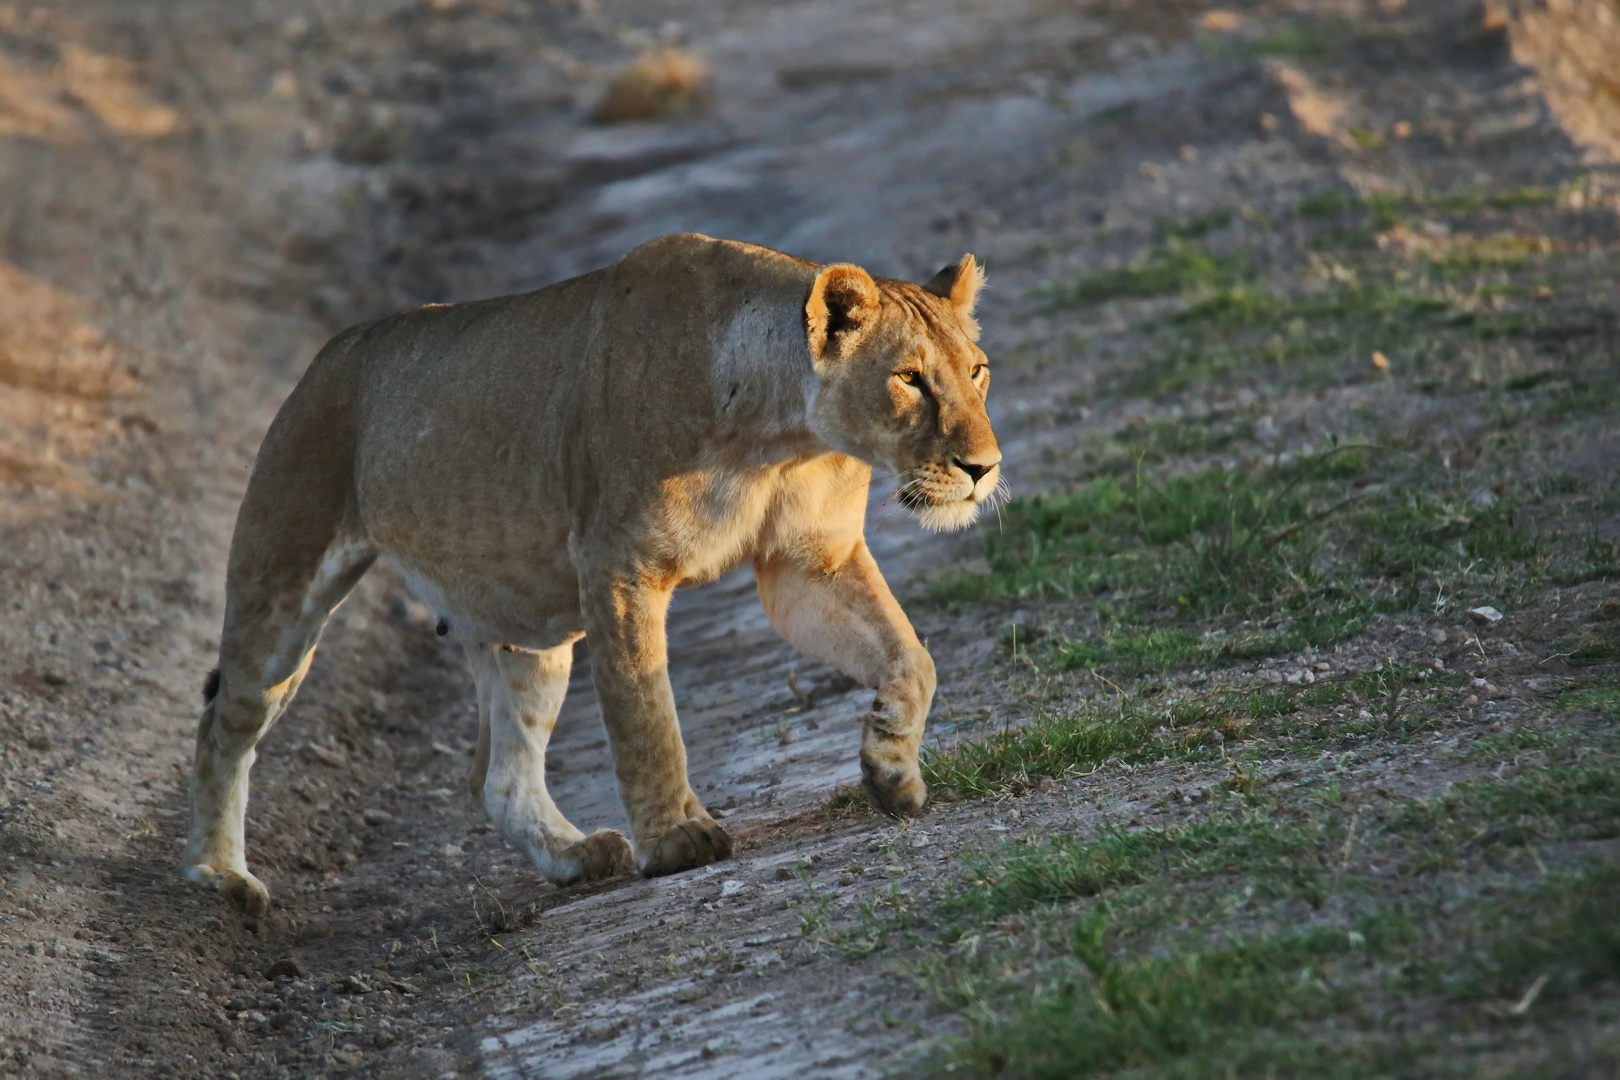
top-left (269, 1010), bottom-right (299, 1031)
top-left (774, 866), bottom-right (795, 882)
top-left (294, 919), bottom-right (332, 944)
top-left (1467, 606), bottom-right (1504, 626)
top-left (908, 834), bottom-right (932, 849)
top-left (441, 843), bottom-right (463, 858)
top-left (298, 742), bottom-right (347, 768)
top-left (374, 1029), bottom-right (397, 1049)
top-left (1469, 489), bottom-right (1497, 510)
top-left (341, 974), bottom-right (372, 994)
top-left (330, 1045), bottom-right (363, 1067)
top-left (246, 1010), bottom-right (267, 1025)
top-left (361, 808), bottom-right (393, 826)
top-left (719, 879), bottom-right (747, 897)
top-left (262, 957), bottom-right (303, 980)
top-left (24, 735), bottom-right (50, 751)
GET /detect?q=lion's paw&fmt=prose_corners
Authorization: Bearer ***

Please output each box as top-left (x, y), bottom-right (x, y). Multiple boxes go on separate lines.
top-left (637, 817), bottom-right (733, 878)
top-left (182, 862), bottom-right (271, 917)
top-left (549, 829), bottom-right (633, 886)
top-left (861, 758), bottom-right (928, 817)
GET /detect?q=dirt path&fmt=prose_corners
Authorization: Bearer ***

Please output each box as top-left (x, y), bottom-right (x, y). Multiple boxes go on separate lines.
top-left (2, 0), bottom-right (1617, 1077)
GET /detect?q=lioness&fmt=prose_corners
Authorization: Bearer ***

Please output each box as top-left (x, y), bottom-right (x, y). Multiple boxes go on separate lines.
top-left (183, 233), bottom-right (1001, 915)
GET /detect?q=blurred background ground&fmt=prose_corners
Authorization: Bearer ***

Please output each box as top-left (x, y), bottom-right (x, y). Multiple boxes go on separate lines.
top-left (0, 0), bottom-right (1616, 1077)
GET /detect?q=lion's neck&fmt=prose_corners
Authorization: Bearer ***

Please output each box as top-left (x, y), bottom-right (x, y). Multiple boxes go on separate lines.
top-left (709, 293), bottom-right (824, 459)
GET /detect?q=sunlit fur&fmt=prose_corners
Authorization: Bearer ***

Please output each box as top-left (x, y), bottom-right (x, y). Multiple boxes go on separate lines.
top-left (181, 234), bottom-right (1000, 918)
top-left (807, 254), bottom-right (1002, 535)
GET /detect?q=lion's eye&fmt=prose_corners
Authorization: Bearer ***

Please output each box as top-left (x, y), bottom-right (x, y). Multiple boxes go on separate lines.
top-left (972, 364), bottom-right (989, 381)
top-left (896, 371), bottom-right (923, 386)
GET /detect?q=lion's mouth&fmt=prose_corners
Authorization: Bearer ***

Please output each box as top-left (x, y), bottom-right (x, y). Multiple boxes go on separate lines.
top-left (896, 468), bottom-right (999, 533)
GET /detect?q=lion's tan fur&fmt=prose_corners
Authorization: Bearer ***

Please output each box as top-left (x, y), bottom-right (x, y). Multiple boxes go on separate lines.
top-left (182, 233), bottom-right (1000, 912)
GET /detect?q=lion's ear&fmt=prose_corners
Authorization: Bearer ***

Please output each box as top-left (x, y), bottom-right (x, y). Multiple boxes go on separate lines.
top-left (806, 263), bottom-right (881, 362)
top-left (922, 254), bottom-right (985, 339)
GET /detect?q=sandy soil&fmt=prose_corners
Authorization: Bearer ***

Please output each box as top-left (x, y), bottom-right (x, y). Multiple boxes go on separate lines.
top-left (1, 0), bottom-right (1616, 1076)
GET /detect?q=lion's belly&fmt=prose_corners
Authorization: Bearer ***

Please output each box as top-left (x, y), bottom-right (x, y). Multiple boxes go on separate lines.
top-left (386, 551), bottom-right (584, 650)
top-left (368, 496), bottom-right (584, 649)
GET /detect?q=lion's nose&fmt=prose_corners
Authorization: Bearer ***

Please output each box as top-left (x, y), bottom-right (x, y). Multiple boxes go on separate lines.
top-left (954, 457), bottom-right (999, 485)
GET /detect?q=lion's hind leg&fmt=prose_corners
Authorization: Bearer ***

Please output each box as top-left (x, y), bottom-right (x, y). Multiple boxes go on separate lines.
top-left (183, 536), bottom-right (374, 915)
top-left (466, 639), bottom-right (632, 886)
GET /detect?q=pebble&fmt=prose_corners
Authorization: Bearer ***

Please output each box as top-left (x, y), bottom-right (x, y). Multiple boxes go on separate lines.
top-left (299, 742), bottom-right (346, 768)
top-left (362, 808), bottom-right (393, 826)
top-left (262, 957), bottom-right (302, 980)
top-left (1467, 605), bottom-right (1504, 626)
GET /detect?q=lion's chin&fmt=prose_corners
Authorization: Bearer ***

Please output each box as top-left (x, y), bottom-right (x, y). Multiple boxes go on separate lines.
top-left (911, 498), bottom-right (982, 534)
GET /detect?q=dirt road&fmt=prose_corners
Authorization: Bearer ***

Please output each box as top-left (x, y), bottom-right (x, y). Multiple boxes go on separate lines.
top-left (3, 0), bottom-right (1617, 1077)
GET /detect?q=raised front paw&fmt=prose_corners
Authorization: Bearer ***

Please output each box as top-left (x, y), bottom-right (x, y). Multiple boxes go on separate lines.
top-left (637, 816), bottom-right (733, 878)
top-left (549, 829), bottom-right (634, 886)
top-left (861, 757), bottom-right (928, 817)
top-left (182, 861), bottom-right (271, 917)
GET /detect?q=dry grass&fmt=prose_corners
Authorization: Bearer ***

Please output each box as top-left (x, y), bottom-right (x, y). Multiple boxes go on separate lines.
top-left (591, 48), bottom-right (712, 124)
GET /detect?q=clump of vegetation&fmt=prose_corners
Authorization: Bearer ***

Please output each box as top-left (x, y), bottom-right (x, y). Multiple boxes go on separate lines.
top-left (909, 744), bottom-right (1620, 1078)
top-left (1036, 241), bottom-right (1246, 307)
top-left (591, 47), bottom-right (712, 123)
top-left (933, 447), bottom-right (1552, 677)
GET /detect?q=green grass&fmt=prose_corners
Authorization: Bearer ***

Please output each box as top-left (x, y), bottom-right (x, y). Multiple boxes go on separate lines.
top-left (1469, 862), bottom-right (1620, 1004)
top-left (921, 663), bottom-right (1466, 801)
top-left (1556, 684), bottom-right (1620, 721)
top-left (1156, 209), bottom-right (1233, 242)
top-left (910, 751), bottom-right (1620, 1079)
top-left (933, 447), bottom-right (1550, 676)
top-left (921, 701), bottom-right (1180, 801)
top-left (934, 915), bottom-right (1405, 1079)
top-left (1390, 761), bottom-right (1620, 862)
top-left (945, 812), bottom-right (1317, 922)
top-left (931, 863), bottom-right (1620, 1079)
top-left (1115, 276), bottom-right (1543, 396)
top-left (1035, 240), bottom-right (1245, 307)
top-left (1298, 185), bottom-right (1560, 229)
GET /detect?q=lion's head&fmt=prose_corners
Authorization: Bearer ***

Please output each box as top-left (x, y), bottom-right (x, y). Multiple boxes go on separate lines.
top-left (805, 255), bottom-right (1002, 532)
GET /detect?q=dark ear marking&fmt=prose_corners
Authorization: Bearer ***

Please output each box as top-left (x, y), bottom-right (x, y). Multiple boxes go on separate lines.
top-left (920, 253), bottom-right (984, 339)
top-left (806, 263), bottom-right (881, 361)
top-left (922, 262), bottom-right (961, 298)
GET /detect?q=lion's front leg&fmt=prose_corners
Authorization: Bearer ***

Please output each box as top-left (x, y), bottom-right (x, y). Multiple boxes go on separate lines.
top-left (755, 540), bottom-right (936, 815)
top-left (577, 569), bottom-right (731, 877)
